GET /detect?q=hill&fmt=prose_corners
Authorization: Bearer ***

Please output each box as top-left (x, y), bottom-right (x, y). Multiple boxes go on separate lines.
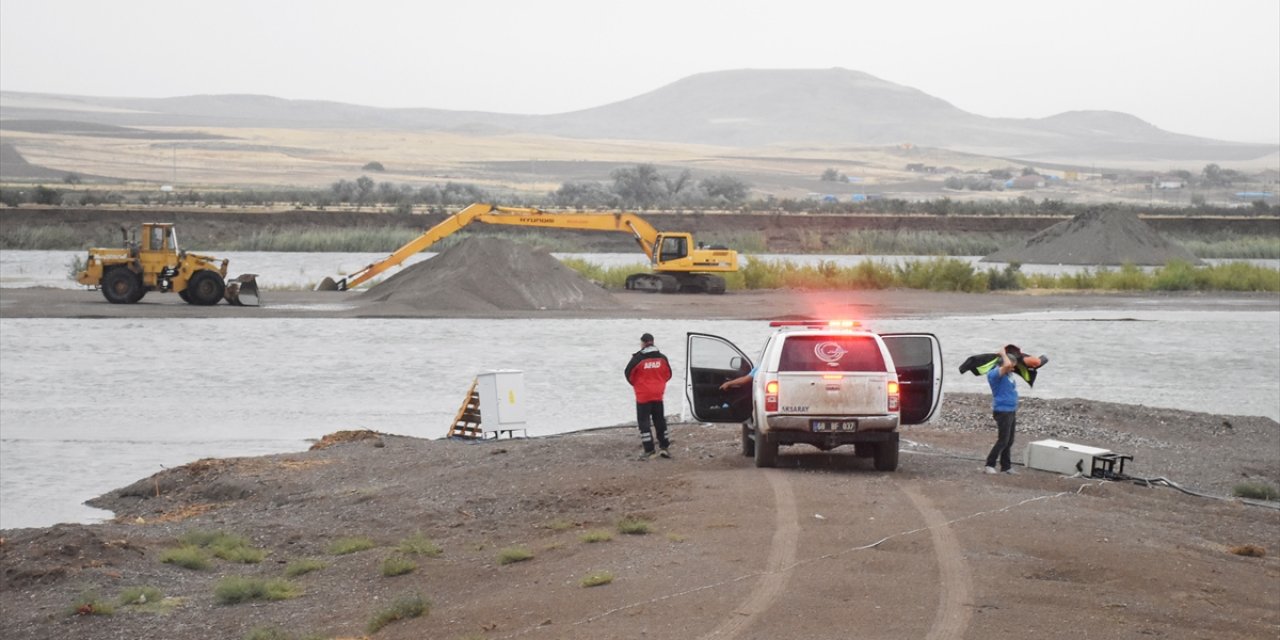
top-left (2, 68), bottom-right (1274, 163)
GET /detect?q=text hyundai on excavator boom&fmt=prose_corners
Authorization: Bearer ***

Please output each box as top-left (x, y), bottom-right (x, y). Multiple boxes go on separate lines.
top-left (317, 203), bottom-right (739, 294)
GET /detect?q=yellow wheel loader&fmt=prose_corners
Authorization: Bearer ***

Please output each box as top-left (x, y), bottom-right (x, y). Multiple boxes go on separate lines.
top-left (317, 203), bottom-right (738, 294)
top-left (75, 223), bottom-right (259, 306)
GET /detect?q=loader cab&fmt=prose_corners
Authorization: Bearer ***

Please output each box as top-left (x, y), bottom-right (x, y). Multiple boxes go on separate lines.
top-left (141, 223), bottom-right (178, 254)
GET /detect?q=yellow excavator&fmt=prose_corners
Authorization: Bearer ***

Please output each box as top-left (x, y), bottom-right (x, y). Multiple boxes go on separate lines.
top-left (316, 203), bottom-right (738, 294)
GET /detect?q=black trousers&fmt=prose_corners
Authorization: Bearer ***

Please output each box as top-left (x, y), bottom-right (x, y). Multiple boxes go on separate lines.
top-left (636, 401), bottom-right (669, 452)
top-left (986, 411), bottom-right (1016, 470)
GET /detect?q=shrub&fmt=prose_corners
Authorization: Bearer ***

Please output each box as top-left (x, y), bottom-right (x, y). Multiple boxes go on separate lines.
top-left (117, 585), bottom-right (163, 606)
top-left (381, 556), bottom-right (418, 577)
top-left (68, 592), bottom-right (114, 616)
top-left (283, 558), bottom-right (327, 577)
top-left (366, 591), bottom-right (428, 633)
top-left (617, 517), bottom-right (652, 535)
top-left (1233, 482), bottom-right (1280, 501)
top-left (328, 536), bottom-right (376, 555)
top-left (397, 532), bottom-right (442, 557)
top-left (580, 571), bottom-right (615, 588)
top-left (496, 546), bottom-right (534, 565)
top-left (160, 545), bottom-right (212, 570)
top-left (213, 577), bottom-right (300, 605)
top-left (579, 530), bottom-right (613, 544)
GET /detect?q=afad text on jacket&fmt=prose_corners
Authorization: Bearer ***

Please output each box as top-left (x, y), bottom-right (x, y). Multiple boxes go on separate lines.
top-left (625, 346), bottom-right (672, 403)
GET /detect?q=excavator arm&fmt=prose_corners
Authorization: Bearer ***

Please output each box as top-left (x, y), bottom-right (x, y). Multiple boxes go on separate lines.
top-left (321, 203), bottom-right (734, 293)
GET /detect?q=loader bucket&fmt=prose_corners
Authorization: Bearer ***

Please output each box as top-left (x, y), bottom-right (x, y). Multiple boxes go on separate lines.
top-left (225, 274), bottom-right (260, 306)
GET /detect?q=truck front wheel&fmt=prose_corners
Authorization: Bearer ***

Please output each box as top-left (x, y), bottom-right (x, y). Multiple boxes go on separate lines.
top-left (101, 267), bottom-right (141, 304)
top-left (185, 271), bottom-right (225, 306)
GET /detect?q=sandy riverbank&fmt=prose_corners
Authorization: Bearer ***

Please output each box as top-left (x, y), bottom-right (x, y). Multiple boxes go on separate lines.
top-left (2, 285), bottom-right (1277, 320)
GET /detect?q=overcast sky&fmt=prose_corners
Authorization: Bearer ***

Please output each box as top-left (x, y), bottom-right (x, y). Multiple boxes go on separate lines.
top-left (1, 0), bottom-right (1277, 144)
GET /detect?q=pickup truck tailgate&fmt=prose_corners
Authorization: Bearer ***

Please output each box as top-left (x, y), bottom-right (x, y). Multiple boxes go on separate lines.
top-left (776, 372), bottom-right (889, 415)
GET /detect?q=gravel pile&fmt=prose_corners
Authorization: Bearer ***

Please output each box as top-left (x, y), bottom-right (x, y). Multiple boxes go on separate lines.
top-left (359, 236), bottom-right (620, 311)
top-left (983, 208), bottom-right (1201, 266)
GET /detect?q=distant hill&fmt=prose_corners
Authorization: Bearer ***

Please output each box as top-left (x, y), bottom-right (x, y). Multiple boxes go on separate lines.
top-left (2, 68), bottom-right (1274, 162)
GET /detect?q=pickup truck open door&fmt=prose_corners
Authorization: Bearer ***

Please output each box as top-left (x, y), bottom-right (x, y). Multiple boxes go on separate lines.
top-left (685, 333), bottom-right (754, 424)
top-left (881, 333), bottom-right (944, 424)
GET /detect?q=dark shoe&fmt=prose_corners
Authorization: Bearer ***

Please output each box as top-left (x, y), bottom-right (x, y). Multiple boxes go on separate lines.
top-left (658, 448), bottom-right (671, 459)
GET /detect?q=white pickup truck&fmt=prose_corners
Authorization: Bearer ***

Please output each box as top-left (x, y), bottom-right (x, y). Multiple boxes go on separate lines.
top-left (685, 322), bottom-right (943, 471)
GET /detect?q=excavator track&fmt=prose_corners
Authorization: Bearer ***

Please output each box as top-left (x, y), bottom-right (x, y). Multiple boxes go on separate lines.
top-left (625, 273), bottom-right (680, 293)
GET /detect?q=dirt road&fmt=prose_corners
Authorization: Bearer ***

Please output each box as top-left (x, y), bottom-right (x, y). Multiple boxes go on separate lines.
top-left (2, 399), bottom-right (1276, 640)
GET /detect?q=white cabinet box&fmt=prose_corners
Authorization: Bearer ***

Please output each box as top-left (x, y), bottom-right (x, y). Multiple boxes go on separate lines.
top-left (477, 370), bottom-right (526, 430)
top-left (1024, 439), bottom-right (1113, 475)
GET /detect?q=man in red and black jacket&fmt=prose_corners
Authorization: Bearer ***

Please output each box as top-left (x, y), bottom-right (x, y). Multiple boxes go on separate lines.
top-left (625, 332), bottom-right (673, 460)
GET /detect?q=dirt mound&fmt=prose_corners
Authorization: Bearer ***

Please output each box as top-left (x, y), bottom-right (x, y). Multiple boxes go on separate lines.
top-left (982, 209), bottom-right (1201, 266)
top-left (1, 524), bottom-right (146, 587)
top-left (309, 429), bottom-right (384, 450)
top-left (360, 236), bottom-right (621, 311)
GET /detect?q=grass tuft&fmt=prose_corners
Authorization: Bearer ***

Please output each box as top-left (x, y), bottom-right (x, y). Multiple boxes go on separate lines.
top-left (160, 545), bottom-right (212, 571)
top-left (496, 546), bottom-right (534, 565)
top-left (579, 571), bottom-right (615, 588)
top-left (579, 530), bottom-right (614, 544)
top-left (545, 518), bottom-right (576, 532)
top-left (117, 585), bottom-right (163, 606)
top-left (283, 558), bottom-right (327, 578)
top-left (68, 591), bottom-right (114, 616)
top-left (397, 532), bottom-right (442, 557)
top-left (366, 591), bottom-right (428, 633)
top-left (178, 529), bottom-right (265, 563)
top-left (327, 536), bottom-right (376, 555)
top-left (616, 517), bottom-right (652, 535)
top-left (665, 532), bottom-right (687, 543)
top-left (213, 576), bottom-right (300, 605)
top-left (1232, 482), bottom-right (1280, 501)
top-left (381, 556), bottom-right (418, 577)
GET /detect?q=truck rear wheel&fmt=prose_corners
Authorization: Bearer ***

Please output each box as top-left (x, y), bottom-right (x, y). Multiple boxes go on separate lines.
top-left (873, 442), bottom-right (899, 472)
top-left (101, 267), bottom-right (141, 304)
top-left (754, 431), bottom-right (778, 468)
top-left (185, 271), bottom-right (225, 306)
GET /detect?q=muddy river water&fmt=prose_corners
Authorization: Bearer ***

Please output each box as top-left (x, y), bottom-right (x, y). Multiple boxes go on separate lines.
top-left (2, 306), bottom-right (1277, 529)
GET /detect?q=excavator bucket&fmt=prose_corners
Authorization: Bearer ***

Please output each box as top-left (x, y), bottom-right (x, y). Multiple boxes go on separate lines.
top-left (315, 276), bottom-right (340, 291)
top-left (224, 274), bottom-right (260, 306)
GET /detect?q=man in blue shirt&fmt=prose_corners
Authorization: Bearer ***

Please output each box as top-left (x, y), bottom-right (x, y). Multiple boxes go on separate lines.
top-left (985, 345), bottom-right (1021, 474)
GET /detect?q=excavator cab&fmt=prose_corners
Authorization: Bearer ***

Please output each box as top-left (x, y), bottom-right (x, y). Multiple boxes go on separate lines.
top-left (655, 234), bottom-right (689, 263)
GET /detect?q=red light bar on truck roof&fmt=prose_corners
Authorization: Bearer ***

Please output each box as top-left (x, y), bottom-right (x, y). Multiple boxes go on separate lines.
top-left (768, 320), bottom-right (862, 328)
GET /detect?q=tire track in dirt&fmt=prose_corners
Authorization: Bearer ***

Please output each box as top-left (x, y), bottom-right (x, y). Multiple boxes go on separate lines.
top-left (697, 470), bottom-right (798, 640)
top-left (903, 484), bottom-right (974, 640)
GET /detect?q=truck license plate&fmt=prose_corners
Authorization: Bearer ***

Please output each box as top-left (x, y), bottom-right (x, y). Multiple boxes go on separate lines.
top-left (812, 420), bottom-right (857, 432)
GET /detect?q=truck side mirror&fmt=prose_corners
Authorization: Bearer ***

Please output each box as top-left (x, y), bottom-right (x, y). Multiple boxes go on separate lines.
top-left (730, 356), bottom-right (747, 372)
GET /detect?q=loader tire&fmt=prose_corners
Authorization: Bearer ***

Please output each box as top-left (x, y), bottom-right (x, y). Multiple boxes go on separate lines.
top-left (185, 271), bottom-right (225, 306)
top-left (178, 289), bottom-right (190, 303)
top-left (101, 267), bottom-right (141, 304)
